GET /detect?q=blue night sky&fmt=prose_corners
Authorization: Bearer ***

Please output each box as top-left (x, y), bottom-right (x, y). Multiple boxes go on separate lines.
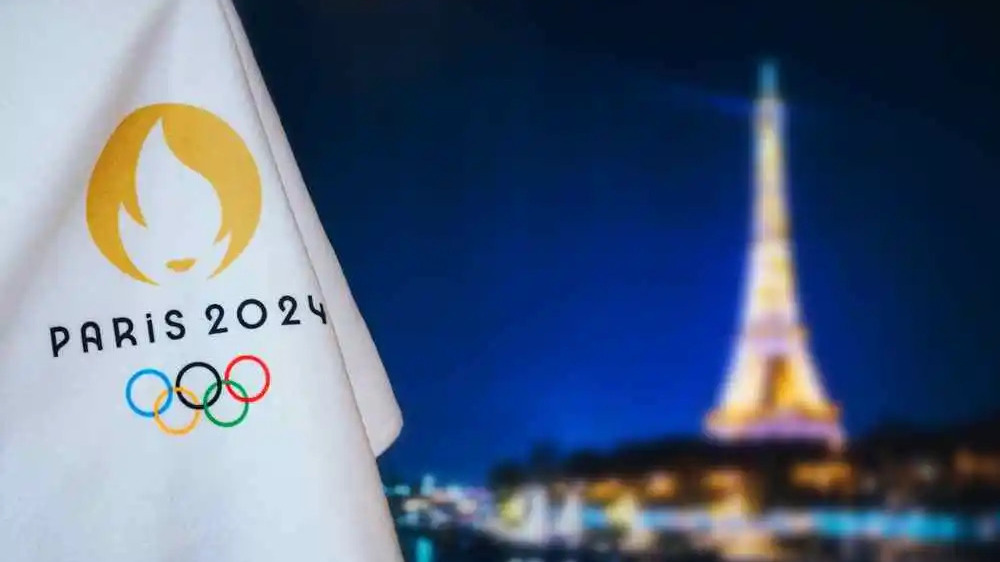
top-left (234, 0), bottom-right (1000, 483)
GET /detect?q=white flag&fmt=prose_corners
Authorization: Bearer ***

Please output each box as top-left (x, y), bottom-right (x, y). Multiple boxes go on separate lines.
top-left (0, 1), bottom-right (403, 560)
top-left (226, 2), bottom-right (403, 456)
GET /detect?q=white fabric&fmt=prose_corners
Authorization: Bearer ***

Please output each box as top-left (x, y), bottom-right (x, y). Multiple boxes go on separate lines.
top-left (0, 0), bottom-right (403, 560)
top-left (221, 0), bottom-right (403, 455)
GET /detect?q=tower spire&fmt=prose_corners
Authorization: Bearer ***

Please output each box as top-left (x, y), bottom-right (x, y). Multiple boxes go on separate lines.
top-left (753, 58), bottom-right (789, 243)
top-left (759, 59), bottom-right (778, 98)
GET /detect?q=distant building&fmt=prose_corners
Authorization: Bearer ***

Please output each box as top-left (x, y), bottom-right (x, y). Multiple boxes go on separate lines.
top-left (420, 474), bottom-right (436, 496)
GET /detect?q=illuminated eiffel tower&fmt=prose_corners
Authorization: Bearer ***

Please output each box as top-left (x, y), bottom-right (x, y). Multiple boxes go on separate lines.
top-left (705, 61), bottom-right (844, 446)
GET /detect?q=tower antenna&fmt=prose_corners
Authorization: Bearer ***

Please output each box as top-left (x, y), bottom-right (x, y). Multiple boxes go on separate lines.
top-left (759, 58), bottom-right (778, 98)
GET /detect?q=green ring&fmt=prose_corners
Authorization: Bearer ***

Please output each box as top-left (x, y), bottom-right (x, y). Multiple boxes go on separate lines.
top-left (203, 380), bottom-right (250, 428)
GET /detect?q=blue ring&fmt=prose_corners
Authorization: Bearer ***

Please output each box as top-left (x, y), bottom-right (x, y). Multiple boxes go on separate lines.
top-left (125, 368), bottom-right (173, 418)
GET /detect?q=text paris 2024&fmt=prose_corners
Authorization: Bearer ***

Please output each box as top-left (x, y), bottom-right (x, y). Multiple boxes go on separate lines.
top-left (49, 294), bottom-right (327, 358)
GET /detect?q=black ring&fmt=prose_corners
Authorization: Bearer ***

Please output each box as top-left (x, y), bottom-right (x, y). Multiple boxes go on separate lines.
top-left (175, 361), bottom-right (222, 410)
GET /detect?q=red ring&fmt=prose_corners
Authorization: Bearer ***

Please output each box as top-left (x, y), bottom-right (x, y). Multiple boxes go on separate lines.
top-left (223, 354), bottom-right (270, 403)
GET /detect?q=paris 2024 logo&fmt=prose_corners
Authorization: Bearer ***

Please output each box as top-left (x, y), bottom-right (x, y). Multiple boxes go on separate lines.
top-left (47, 103), bottom-right (329, 435)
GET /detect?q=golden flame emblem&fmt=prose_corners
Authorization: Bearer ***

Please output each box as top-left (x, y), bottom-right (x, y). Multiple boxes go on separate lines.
top-left (86, 103), bottom-right (261, 285)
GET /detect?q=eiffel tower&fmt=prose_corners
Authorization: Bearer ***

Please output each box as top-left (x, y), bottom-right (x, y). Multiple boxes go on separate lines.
top-left (705, 61), bottom-right (844, 446)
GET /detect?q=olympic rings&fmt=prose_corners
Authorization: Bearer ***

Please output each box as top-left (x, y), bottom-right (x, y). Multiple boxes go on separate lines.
top-left (154, 386), bottom-right (201, 436)
top-left (224, 354), bottom-right (270, 403)
top-left (124, 355), bottom-right (270, 435)
top-left (203, 380), bottom-right (250, 428)
top-left (126, 369), bottom-right (172, 418)
top-left (175, 361), bottom-right (222, 410)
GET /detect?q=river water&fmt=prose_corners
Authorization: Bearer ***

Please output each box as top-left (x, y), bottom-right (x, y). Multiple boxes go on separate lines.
top-left (397, 529), bottom-right (718, 562)
top-left (396, 528), bottom-right (995, 562)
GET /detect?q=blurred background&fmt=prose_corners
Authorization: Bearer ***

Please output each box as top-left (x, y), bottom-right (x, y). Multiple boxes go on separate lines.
top-left (234, 1), bottom-right (999, 560)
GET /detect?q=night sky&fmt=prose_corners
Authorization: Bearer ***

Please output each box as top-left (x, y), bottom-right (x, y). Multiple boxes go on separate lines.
top-left (233, 0), bottom-right (999, 484)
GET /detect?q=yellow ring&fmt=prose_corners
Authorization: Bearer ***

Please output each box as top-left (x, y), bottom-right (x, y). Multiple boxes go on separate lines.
top-left (153, 386), bottom-right (201, 436)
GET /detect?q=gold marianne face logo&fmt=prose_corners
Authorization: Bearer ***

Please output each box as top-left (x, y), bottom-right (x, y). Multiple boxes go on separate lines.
top-left (86, 104), bottom-right (262, 285)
